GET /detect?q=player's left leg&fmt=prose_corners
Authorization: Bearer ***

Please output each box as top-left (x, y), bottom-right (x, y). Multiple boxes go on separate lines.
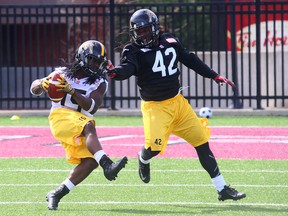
top-left (195, 143), bottom-right (246, 201)
top-left (83, 121), bottom-right (128, 181)
top-left (172, 95), bottom-right (246, 201)
top-left (46, 158), bottom-right (97, 210)
top-left (46, 184), bottom-right (69, 210)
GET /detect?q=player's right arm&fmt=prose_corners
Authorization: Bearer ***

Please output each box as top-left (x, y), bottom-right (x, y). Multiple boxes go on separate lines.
top-left (30, 74), bottom-right (52, 96)
top-left (30, 79), bottom-right (44, 96)
top-left (106, 44), bottom-right (137, 80)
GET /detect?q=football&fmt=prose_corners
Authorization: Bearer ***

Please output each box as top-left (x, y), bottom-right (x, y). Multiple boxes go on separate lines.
top-left (48, 73), bottom-right (65, 103)
top-left (199, 107), bottom-right (213, 118)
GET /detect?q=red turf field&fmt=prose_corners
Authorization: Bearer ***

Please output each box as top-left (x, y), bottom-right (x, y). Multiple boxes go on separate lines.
top-left (1, 126), bottom-right (287, 160)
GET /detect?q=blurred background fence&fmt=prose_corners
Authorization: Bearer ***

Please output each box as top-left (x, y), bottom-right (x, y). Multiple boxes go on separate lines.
top-left (0, 0), bottom-right (287, 110)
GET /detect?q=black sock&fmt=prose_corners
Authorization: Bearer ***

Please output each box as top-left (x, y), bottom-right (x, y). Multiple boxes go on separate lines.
top-left (99, 154), bottom-right (113, 169)
top-left (54, 184), bottom-right (70, 199)
top-left (141, 147), bottom-right (160, 160)
top-left (195, 142), bottom-right (220, 178)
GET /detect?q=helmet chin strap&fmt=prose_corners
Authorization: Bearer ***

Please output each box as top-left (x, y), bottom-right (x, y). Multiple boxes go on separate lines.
top-left (138, 39), bottom-right (152, 47)
top-left (88, 69), bottom-right (99, 76)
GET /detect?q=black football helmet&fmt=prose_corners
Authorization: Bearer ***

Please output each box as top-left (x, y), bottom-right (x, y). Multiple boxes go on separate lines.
top-left (129, 9), bottom-right (160, 47)
top-left (76, 40), bottom-right (108, 77)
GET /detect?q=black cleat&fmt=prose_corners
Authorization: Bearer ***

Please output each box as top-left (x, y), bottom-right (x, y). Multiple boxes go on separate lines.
top-left (45, 184), bottom-right (69, 210)
top-left (46, 190), bottom-right (60, 210)
top-left (218, 185), bottom-right (246, 201)
top-left (103, 156), bottom-right (128, 181)
top-left (138, 152), bottom-right (150, 183)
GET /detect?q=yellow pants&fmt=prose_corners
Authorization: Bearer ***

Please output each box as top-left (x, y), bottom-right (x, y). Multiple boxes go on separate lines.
top-left (141, 94), bottom-right (210, 154)
top-left (49, 108), bottom-right (95, 164)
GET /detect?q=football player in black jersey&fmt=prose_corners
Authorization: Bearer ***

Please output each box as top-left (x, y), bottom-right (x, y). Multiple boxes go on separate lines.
top-left (106, 9), bottom-right (246, 201)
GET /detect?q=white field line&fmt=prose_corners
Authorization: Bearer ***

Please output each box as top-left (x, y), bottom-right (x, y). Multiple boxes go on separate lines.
top-left (98, 134), bottom-right (288, 146)
top-left (0, 135), bottom-right (31, 141)
top-left (0, 169), bottom-right (287, 173)
top-left (0, 183), bottom-right (287, 188)
top-left (4, 125), bottom-right (288, 127)
top-left (0, 201), bottom-right (287, 207)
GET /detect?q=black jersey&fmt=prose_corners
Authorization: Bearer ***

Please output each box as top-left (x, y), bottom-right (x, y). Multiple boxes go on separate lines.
top-left (114, 33), bottom-right (219, 101)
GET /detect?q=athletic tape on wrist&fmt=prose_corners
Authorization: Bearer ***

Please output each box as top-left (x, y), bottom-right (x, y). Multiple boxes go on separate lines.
top-left (87, 98), bottom-right (96, 113)
top-left (68, 87), bottom-right (75, 95)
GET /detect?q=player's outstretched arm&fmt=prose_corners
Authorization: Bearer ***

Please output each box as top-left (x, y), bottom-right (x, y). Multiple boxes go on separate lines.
top-left (213, 75), bottom-right (236, 89)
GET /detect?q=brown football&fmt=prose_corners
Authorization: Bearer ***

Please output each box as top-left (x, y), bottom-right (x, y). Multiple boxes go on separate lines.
top-left (48, 73), bottom-right (65, 103)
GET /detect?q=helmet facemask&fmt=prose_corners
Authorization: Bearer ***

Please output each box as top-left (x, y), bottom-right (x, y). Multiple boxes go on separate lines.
top-left (131, 25), bottom-right (154, 47)
top-left (76, 40), bottom-right (108, 77)
top-left (81, 55), bottom-right (108, 77)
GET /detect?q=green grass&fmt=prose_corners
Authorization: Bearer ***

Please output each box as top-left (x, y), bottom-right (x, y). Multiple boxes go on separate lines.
top-left (0, 158), bottom-right (287, 216)
top-left (1, 115), bottom-right (288, 126)
top-left (0, 116), bottom-right (287, 215)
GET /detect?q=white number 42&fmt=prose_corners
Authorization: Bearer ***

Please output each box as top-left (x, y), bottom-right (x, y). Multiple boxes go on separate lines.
top-left (152, 47), bottom-right (177, 77)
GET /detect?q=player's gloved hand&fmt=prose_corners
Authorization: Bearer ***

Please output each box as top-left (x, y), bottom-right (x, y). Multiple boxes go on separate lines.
top-left (40, 75), bottom-right (51, 92)
top-left (55, 75), bottom-right (75, 95)
top-left (104, 60), bottom-right (117, 78)
top-left (213, 75), bottom-right (236, 89)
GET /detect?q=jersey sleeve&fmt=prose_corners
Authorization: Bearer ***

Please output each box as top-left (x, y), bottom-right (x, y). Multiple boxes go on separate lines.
top-left (176, 39), bottom-right (219, 79)
top-left (113, 44), bottom-right (139, 80)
